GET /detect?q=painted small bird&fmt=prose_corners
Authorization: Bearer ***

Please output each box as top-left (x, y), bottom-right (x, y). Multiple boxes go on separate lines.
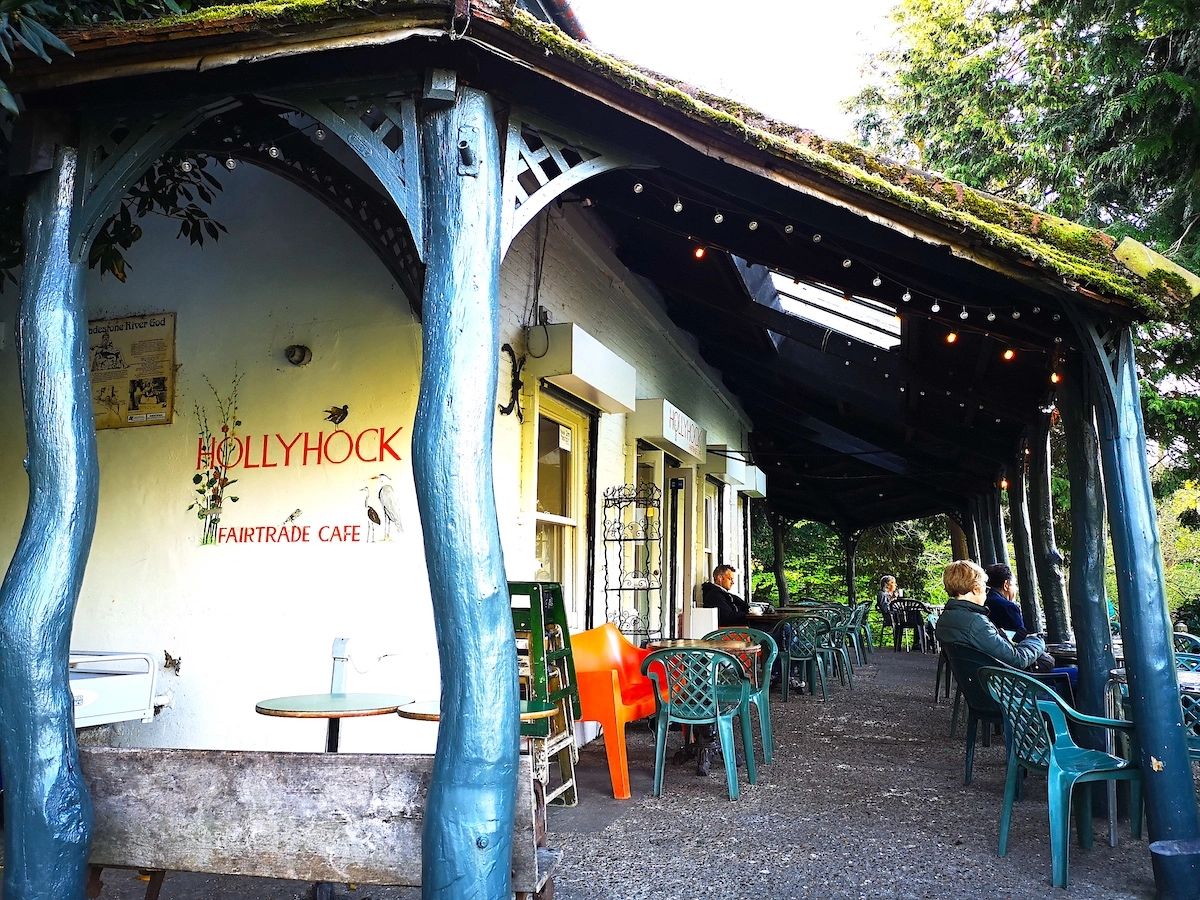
top-left (361, 485), bottom-right (382, 542)
top-left (324, 405), bottom-right (349, 426)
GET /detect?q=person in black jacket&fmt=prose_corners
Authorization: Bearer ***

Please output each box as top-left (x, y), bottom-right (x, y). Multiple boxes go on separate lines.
top-left (983, 563), bottom-right (1028, 641)
top-left (701, 564), bottom-right (750, 626)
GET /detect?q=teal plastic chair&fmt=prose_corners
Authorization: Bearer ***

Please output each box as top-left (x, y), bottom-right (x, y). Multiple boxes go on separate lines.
top-left (775, 616), bottom-right (830, 702)
top-left (1180, 691), bottom-right (1200, 761)
top-left (703, 627), bottom-right (778, 763)
top-left (1175, 651), bottom-right (1200, 671)
top-left (940, 643), bottom-right (1005, 783)
top-left (641, 647), bottom-right (757, 800)
top-left (1174, 632), bottom-right (1200, 653)
top-left (980, 666), bottom-right (1142, 888)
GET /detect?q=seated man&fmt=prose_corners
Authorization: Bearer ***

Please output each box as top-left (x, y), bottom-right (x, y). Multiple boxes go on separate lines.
top-left (701, 564), bottom-right (749, 627)
top-left (983, 563), bottom-right (1028, 642)
top-left (936, 560), bottom-right (1046, 670)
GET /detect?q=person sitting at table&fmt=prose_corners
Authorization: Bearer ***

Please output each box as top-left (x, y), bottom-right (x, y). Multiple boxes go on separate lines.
top-left (935, 560), bottom-right (1046, 670)
top-left (702, 564), bottom-right (750, 627)
top-left (877, 575), bottom-right (899, 630)
top-left (983, 563), bottom-right (1029, 642)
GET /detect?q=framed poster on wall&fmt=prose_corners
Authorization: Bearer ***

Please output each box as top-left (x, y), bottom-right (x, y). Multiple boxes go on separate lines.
top-left (88, 313), bottom-right (176, 430)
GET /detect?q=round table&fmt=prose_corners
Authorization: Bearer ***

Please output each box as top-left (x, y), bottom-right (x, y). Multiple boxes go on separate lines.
top-left (396, 700), bottom-right (558, 722)
top-left (647, 638), bottom-right (755, 651)
top-left (256, 692), bottom-right (414, 752)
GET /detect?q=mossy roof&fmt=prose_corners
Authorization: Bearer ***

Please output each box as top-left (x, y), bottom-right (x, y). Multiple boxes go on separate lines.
top-left (32, 0), bottom-right (1182, 315)
top-left (497, 7), bottom-right (1184, 316)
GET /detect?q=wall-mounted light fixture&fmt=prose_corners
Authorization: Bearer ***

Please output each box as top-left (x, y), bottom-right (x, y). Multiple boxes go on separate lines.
top-left (285, 344), bottom-right (313, 366)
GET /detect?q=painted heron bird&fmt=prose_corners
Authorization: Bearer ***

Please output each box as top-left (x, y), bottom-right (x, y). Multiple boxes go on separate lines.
top-left (371, 473), bottom-right (403, 539)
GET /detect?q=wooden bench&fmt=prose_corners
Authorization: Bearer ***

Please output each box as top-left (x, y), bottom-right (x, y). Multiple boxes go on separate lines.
top-left (74, 747), bottom-right (559, 899)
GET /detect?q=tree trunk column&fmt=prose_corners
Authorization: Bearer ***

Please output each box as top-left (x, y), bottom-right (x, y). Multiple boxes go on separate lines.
top-left (1091, 327), bottom-right (1200, 862)
top-left (1059, 364), bottom-right (1115, 741)
top-left (415, 87), bottom-right (518, 899)
top-left (0, 147), bottom-right (97, 900)
top-left (988, 489), bottom-right (1009, 566)
top-left (1029, 413), bottom-right (1071, 642)
top-left (1008, 462), bottom-right (1044, 633)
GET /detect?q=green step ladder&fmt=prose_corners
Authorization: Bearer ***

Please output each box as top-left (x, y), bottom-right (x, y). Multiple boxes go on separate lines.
top-left (510, 581), bottom-right (580, 806)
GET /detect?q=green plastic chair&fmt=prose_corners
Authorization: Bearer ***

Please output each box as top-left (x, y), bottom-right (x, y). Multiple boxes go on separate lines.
top-left (641, 647), bottom-right (757, 800)
top-left (1174, 632), bottom-right (1200, 653)
top-left (775, 616), bottom-right (829, 702)
top-left (1175, 651), bottom-right (1200, 671)
top-left (703, 627), bottom-right (779, 763)
top-left (980, 666), bottom-right (1142, 888)
top-left (1180, 691), bottom-right (1200, 761)
top-left (940, 643), bottom-right (1005, 784)
top-left (643, 648), bottom-right (753, 801)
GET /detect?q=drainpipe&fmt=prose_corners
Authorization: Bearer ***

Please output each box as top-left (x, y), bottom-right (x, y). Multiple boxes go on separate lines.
top-left (540, 0), bottom-right (589, 40)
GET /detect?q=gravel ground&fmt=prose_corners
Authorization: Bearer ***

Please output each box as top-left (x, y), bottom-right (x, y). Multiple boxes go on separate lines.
top-left (25, 650), bottom-right (1187, 899)
top-left (548, 650), bottom-right (1163, 900)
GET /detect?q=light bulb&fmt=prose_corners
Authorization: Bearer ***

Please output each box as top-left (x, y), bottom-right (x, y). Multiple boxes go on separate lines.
top-left (842, 258), bottom-right (852, 268)
top-left (1054, 336), bottom-right (1063, 343)
top-left (931, 301), bottom-right (941, 313)
top-left (225, 158), bottom-right (237, 170)
top-left (1012, 310), bottom-right (1021, 319)
top-left (694, 247), bottom-right (706, 259)
top-left (673, 199), bottom-right (683, 213)
top-left (946, 332), bottom-right (958, 344)
top-left (902, 290), bottom-right (912, 302)
top-left (1003, 349), bottom-right (1015, 361)
top-left (1000, 478), bottom-right (1009, 490)
top-left (872, 275), bottom-right (882, 287)
top-left (960, 307), bottom-right (969, 320)
top-left (986, 310), bottom-right (996, 322)
top-left (713, 212), bottom-right (724, 224)
top-left (1052, 314), bottom-right (1061, 322)
top-left (315, 128), bottom-right (326, 141)
top-left (784, 224), bottom-right (794, 234)
top-left (633, 182), bottom-right (644, 194)
top-left (1050, 372), bottom-right (1061, 384)
top-left (268, 146), bottom-right (281, 159)
top-left (180, 160), bottom-right (193, 173)
top-left (812, 233), bottom-right (822, 243)
top-left (749, 220), bottom-right (759, 230)
top-left (1032, 306), bottom-right (1041, 314)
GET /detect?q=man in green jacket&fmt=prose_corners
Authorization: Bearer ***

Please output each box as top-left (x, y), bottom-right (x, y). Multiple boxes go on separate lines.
top-left (935, 559), bottom-right (1046, 669)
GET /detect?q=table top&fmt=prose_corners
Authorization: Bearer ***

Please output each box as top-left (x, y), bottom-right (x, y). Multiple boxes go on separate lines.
top-left (396, 700), bottom-right (558, 722)
top-left (1110, 668), bottom-right (1200, 693)
top-left (255, 692), bottom-right (414, 718)
top-left (1046, 641), bottom-right (1124, 663)
top-left (647, 638), bottom-right (758, 651)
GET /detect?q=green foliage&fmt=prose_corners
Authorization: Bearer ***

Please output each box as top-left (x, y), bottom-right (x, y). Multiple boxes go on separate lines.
top-left (0, 0), bottom-right (227, 288)
top-left (750, 505), bottom-right (953, 605)
top-left (850, 0), bottom-right (1200, 490)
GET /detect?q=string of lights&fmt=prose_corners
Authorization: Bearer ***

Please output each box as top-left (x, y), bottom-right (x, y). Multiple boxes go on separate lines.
top-left (618, 177), bottom-right (1070, 386)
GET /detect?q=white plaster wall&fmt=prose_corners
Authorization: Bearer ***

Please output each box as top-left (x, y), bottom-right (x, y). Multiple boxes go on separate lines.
top-left (0, 163), bottom-right (752, 753)
top-left (0, 164), bottom-right (444, 753)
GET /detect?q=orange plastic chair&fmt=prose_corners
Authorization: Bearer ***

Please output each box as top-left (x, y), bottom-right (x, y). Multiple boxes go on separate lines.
top-left (571, 623), bottom-right (657, 799)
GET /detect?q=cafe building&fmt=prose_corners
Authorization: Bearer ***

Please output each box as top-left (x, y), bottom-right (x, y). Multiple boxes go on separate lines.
top-left (1, 0), bottom-right (1198, 895)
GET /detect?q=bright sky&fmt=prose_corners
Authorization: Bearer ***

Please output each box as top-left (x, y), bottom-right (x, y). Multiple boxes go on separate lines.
top-left (566, 0), bottom-right (899, 141)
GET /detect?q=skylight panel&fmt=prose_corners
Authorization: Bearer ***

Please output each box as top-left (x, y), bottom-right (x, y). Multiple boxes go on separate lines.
top-left (769, 272), bottom-right (901, 350)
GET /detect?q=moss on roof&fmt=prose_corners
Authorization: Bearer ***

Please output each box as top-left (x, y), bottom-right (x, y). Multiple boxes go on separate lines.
top-left (503, 8), bottom-right (1178, 316)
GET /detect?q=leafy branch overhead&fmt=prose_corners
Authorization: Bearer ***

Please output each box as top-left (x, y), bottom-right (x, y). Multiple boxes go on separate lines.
top-left (848, 0), bottom-right (1200, 488)
top-left (0, 0), bottom-right (226, 287)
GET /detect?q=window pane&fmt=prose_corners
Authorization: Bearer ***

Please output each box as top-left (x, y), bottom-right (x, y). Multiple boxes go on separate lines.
top-left (536, 416), bottom-right (571, 517)
top-left (535, 521), bottom-right (573, 591)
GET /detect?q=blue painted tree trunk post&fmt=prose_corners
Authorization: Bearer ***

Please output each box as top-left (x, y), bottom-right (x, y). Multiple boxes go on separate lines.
top-left (1090, 328), bottom-right (1200, 867)
top-left (1008, 464), bottom-right (1044, 633)
top-left (0, 147), bottom-right (97, 900)
top-left (1058, 366), bottom-right (1115, 745)
top-left (414, 86), bottom-right (518, 899)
